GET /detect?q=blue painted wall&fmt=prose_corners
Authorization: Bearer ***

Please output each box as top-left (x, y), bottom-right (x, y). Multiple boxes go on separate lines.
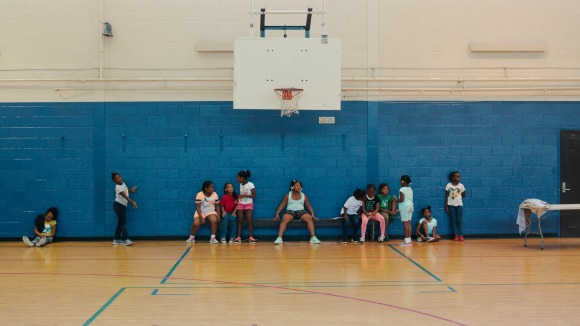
top-left (1, 101), bottom-right (578, 239)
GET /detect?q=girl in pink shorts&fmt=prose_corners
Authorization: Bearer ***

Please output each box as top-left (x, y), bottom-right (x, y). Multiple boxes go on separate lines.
top-left (233, 170), bottom-right (256, 243)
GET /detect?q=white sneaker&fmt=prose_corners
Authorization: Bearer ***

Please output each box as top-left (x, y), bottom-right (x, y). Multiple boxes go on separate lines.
top-left (398, 241), bottom-right (412, 247)
top-left (113, 240), bottom-right (125, 246)
top-left (22, 236), bottom-right (34, 247)
top-left (185, 236), bottom-right (195, 244)
top-left (228, 239), bottom-right (233, 244)
top-left (426, 237), bottom-right (435, 243)
top-left (310, 236), bottom-right (321, 244)
top-left (416, 237), bottom-right (423, 242)
top-left (359, 237), bottom-right (365, 243)
top-left (209, 237), bottom-right (219, 244)
top-left (274, 237), bottom-right (283, 245)
top-left (378, 235), bottom-right (385, 242)
top-left (124, 239), bottom-right (133, 246)
top-left (220, 238), bottom-right (227, 244)
top-left (36, 237), bottom-right (47, 247)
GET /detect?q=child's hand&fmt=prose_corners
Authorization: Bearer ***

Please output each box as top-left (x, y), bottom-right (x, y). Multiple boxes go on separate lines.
top-left (130, 186), bottom-right (138, 193)
top-left (343, 215), bottom-right (348, 220)
top-left (273, 214), bottom-right (280, 221)
top-left (131, 201), bottom-right (137, 209)
top-left (312, 215), bottom-right (318, 221)
top-left (201, 217), bottom-right (206, 224)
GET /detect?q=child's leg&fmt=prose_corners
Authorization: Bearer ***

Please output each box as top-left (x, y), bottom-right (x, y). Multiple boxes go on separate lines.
top-left (229, 214), bottom-right (238, 240)
top-left (449, 206), bottom-right (458, 235)
top-left (220, 215), bottom-right (228, 240)
top-left (403, 221), bottom-right (412, 239)
top-left (113, 202), bottom-right (127, 240)
top-left (456, 206), bottom-right (464, 235)
top-left (349, 214), bottom-right (359, 239)
top-left (236, 210), bottom-right (244, 237)
top-left (190, 216), bottom-right (202, 236)
top-left (245, 209), bottom-right (254, 237)
top-left (371, 214), bottom-right (386, 236)
top-left (360, 213), bottom-right (370, 239)
top-left (341, 217), bottom-right (349, 240)
top-left (421, 222), bottom-right (430, 239)
top-left (207, 215), bottom-right (219, 236)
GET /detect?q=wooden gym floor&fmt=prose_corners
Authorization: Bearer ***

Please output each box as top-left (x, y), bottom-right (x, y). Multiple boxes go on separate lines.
top-left (2, 238), bottom-right (580, 325)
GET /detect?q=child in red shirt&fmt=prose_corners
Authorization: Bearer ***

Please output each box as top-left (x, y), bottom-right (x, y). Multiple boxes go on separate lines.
top-left (220, 182), bottom-right (238, 243)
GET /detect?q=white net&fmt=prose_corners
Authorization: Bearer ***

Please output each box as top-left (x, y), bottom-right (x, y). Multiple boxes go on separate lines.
top-left (274, 88), bottom-right (303, 117)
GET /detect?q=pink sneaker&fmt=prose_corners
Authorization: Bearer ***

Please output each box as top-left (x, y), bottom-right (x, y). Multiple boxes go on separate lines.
top-left (232, 237), bottom-right (241, 244)
top-left (459, 235), bottom-right (464, 242)
top-left (454, 235), bottom-right (459, 242)
top-left (249, 237), bottom-right (256, 244)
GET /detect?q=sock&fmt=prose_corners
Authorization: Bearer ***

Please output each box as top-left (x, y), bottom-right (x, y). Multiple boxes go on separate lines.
top-left (405, 237), bottom-right (411, 243)
top-left (210, 234), bottom-right (215, 238)
top-left (189, 235), bottom-right (195, 239)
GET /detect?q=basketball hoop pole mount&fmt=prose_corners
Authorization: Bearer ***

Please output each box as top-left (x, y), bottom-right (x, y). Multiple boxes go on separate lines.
top-left (248, 0), bottom-right (326, 38)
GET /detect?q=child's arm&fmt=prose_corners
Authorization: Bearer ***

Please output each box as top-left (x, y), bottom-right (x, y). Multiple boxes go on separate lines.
top-left (462, 188), bottom-right (467, 198)
top-left (361, 197), bottom-right (369, 214)
top-left (119, 191), bottom-right (137, 209)
top-left (215, 202), bottom-right (221, 221)
top-left (274, 195), bottom-right (289, 220)
top-left (432, 226), bottom-right (437, 237)
top-left (397, 192), bottom-right (405, 203)
top-left (372, 201), bottom-right (379, 215)
top-left (34, 227), bottom-right (43, 237)
top-left (304, 195), bottom-right (317, 220)
top-left (387, 198), bottom-right (398, 215)
top-left (444, 190), bottom-right (449, 213)
top-left (220, 203), bottom-right (226, 217)
top-left (47, 224), bottom-right (56, 238)
top-left (343, 206), bottom-right (348, 219)
top-left (415, 223), bottom-right (421, 236)
top-left (129, 186), bottom-right (138, 193)
top-left (195, 202), bottom-right (205, 223)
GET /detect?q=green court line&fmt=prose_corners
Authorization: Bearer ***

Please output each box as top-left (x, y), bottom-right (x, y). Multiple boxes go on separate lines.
top-left (151, 288), bottom-right (189, 296)
top-left (160, 247), bottom-right (191, 284)
top-left (83, 288), bottom-right (126, 326)
top-left (388, 244), bottom-right (443, 282)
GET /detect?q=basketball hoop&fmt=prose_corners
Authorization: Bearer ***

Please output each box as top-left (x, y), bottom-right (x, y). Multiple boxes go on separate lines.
top-left (274, 88), bottom-right (303, 117)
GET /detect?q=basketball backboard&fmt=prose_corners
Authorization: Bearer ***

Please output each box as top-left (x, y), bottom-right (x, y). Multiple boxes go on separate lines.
top-left (233, 37), bottom-right (341, 112)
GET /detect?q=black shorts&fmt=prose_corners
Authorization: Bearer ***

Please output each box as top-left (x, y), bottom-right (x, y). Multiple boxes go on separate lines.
top-left (285, 210), bottom-right (308, 219)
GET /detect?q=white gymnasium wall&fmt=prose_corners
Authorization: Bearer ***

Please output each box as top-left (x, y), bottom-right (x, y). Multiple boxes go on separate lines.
top-left (0, 0), bottom-right (579, 102)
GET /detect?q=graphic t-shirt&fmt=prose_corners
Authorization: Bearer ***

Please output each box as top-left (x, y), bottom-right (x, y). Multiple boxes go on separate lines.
top-left (41, 220), bottom-right (57, 236)
top-left (341, 196), bottom-right (363, 215)
top-left (239, 182), bottom-right (255, 204)
top-left (446, 183), bottom-right (465, 206)
top-left (195, 191), bottom-right (219, 217)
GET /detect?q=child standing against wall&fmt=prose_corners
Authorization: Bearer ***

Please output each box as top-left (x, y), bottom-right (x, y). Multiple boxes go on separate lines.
top-left (111, 172), bottom-right (137, 246)
top-left (220, 182), bottom-right (238, 243)
top-left (341, 188), bottom-right (365, 244)
top-left (186, 180), bottom-right (221, 244)
top-left (416, 206), bottom-right (440, 242)
top-left (22, 207), bottom-right (59, 247)
top-left (360, 184), bottom-right (386, 243)
top-left (445, 171), bottom-right (466, 241)
top-left (377, 183), bottom-right (398, 241)
top-left (234, 170), bottom-right (256, 244)
top-left (396, 175), bottom-right (414, 247)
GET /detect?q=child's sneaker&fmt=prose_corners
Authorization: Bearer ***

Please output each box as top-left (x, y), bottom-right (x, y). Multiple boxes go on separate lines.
top-left (209, 237), bottom-right (219, 244)
top-left (310, 236), bottom-right (321, 244)
top-left (36, 237), bottom-right (47, 247)
top-left (274, 237), bottom-right (283, 245)
top-left (454, 235), bottom-right (459, 241)
top-left (359, 237), bottom-right (365, 243)
top-left (228, 239), bottom-right (233, 244)
top-left (341, 238), bottom-right (348, 244)
top-left (221, 238), bottom-right (227, 244)
top-left (113, 239), bottom-right (125, 246)
top-left (459, 235), bottom-right (464, 242)
top-left (249, 237), bottom-right (257, 244)
top-left (185, 236), bottom-right (195, 244)
top-left (124, 239), bottom-right (133, 246)
top-left (22, 236), bottom-right (34, 247)
top-left (398, 241), bottom-right (412, 247)
top-left (351, 238), bottom-right (358, 243)
top-left (378, 235), bottom-right (385, 242)
top-left (416, 237), bottom-right (423, 242)
top-left (233, 237), bottom-right (241, 244)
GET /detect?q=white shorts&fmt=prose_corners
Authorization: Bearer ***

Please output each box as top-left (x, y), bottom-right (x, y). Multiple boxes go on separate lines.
top-left (400, 205), bottom-right (414, 222)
